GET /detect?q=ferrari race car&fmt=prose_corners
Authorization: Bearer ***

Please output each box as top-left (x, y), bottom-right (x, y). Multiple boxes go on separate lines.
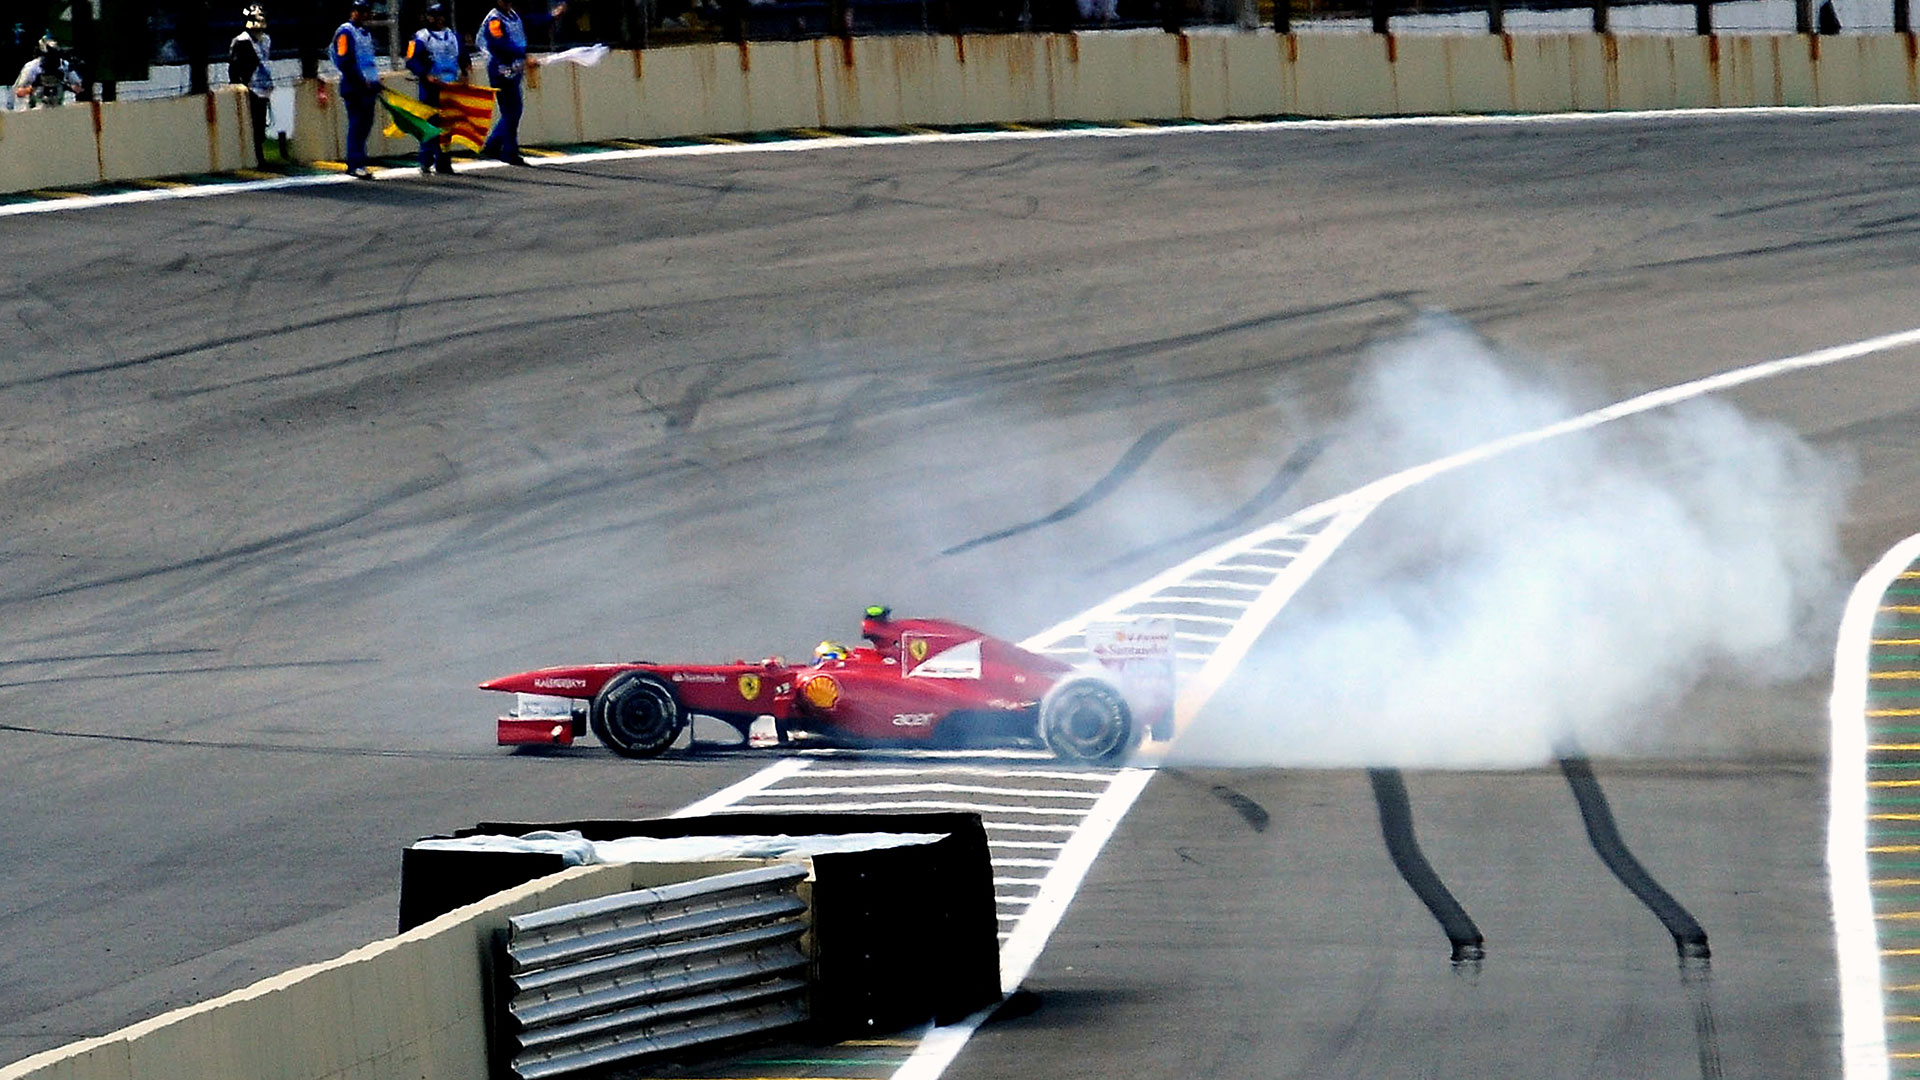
top-left (483, 606), bottom-right (1174, 764)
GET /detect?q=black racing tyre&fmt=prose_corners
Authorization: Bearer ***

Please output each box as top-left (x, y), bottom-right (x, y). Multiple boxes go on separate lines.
top-left (590, 673), bottom-right (685, 758)
top-left (1040, 679), bottom-right (1136, 763)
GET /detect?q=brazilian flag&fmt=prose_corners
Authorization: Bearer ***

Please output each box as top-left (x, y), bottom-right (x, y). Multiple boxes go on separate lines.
top-left (381, 90), bottom-right (445, 143)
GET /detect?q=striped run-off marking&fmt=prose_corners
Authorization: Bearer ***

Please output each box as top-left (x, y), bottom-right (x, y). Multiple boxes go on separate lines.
top-left (646, 326), bottom-right (1920, 1080)
top-left (1837, 550), bottom-right (1920, 1080)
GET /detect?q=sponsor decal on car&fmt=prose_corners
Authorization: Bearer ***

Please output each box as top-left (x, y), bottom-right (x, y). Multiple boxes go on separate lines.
top-left (533, 677), bottom-right (588, 691)
top-left (802, 674), bottom-right (841, 710)
top-left (907, 638), bottom-right (983, 680)
top-left (671, 672), bottom-right (728, 684)
top-left (738, 673), bottom-right (761, 701)
top-left (908, 637), bottom-right (930, 663)
top-left (891, 712), bottom-right (935, 727)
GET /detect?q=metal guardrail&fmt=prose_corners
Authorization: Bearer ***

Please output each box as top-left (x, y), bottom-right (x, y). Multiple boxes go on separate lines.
top-left (500, 863), bottom-right (813, 1080)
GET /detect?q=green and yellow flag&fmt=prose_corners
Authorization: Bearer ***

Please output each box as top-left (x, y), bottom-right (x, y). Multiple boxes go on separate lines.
top-left (380, 90), bottom-right (445, 143)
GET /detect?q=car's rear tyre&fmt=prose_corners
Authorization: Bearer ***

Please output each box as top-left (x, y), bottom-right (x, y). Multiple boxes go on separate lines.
top-left (591, 673), bottom-right (685, 758)
top-left (1040, 680), bottom-right (1135, 763)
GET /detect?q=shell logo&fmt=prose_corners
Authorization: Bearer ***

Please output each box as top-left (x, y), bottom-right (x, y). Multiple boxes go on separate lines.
top-left (802, 675), bottom-right (841, 710)
top-left (908, 638), bottom-right (930, 663)
top-left (737, 673), bottom-right (761, 701)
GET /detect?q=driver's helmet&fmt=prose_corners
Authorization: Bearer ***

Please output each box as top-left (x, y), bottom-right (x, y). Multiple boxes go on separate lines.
top-left (813, 641), bottom-right (849, 664)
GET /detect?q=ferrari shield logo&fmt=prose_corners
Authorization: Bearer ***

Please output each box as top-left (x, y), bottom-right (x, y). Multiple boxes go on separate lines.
top-left (737, 673), bottom-right (761, 701)
top-left (908, 637), bottom-right (930, 663)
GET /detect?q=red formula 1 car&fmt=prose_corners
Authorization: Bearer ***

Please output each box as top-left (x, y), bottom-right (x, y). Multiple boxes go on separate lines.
top-left (482, 606), bottom-right (1173, 763)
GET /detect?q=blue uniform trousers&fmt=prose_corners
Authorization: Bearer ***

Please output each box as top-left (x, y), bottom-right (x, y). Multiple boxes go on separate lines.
top-left (343, 88), bottom-right (376, 172)
top-left (482, 76), bottom-right (522, 160)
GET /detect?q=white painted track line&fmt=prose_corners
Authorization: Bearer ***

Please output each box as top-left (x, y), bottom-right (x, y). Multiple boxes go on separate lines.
top-left (668, 756), bottom-right (811, 817)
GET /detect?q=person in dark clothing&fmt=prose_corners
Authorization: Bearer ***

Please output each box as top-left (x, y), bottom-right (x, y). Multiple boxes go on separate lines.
top-left (405, 2), bottom-right (467, 174)
top-left (228, 5), bottom-right (274, 166)
top-left (476, 0), bottom-right (532, 165)
top-left (331, 0), bottom-right (380, 177)
top-left (1818, 0), bottom-right (1842, 33)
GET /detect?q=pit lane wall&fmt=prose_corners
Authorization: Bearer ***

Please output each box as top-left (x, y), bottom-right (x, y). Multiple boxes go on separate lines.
top-left (0, 860), bottom-right (767, 1080)
top-left (5, 31), bottom-right (1920, 195)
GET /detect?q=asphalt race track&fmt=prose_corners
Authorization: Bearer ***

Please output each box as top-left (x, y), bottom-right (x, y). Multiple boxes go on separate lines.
top-left (6, 109), bottom-right (1920, 1077)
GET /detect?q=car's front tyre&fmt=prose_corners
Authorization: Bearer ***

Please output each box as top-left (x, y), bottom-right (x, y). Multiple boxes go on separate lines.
top-left (590, 673), bottom-right (685, 758)
top-left (1040, 679), bottom-right (1136, 763)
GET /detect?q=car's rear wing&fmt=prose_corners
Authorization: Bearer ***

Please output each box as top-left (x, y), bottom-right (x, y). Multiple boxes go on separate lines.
top-left (1087, 618), bottom-right (1176, 741)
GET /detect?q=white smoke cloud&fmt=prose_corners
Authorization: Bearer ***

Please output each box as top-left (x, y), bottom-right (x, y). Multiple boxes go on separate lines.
top-left (1171, 316), bottom-right (1854, 769)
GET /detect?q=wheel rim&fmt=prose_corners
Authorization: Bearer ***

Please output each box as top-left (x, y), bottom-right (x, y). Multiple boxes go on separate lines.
top-left (610, 683), bottom-right (676, 748)
top-left (1051, 686), bottom-right (1124, 759)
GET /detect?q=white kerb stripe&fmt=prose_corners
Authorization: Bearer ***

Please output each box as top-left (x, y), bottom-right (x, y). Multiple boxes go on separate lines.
top-left (1830, 534), bottom-right (1920, 1080)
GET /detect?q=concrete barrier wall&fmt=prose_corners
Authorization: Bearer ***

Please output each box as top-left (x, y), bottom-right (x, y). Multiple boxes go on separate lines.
top-left (0, 86), bottom-right (260, 195)
top-left (283, 30), bottom-right (1920, 167)
top-left (0, 860), bottom-right (770, 1080)
top-left (0, 103), bottom-right (101, 193)
top-left (14, 31), bottom-right (1920, 194)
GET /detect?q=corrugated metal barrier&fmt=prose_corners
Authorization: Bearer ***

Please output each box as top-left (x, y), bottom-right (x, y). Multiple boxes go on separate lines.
top-left (499, 863), bottom-right (812, 1079)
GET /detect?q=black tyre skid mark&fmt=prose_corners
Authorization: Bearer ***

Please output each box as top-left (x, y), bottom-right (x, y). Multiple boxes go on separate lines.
top-left (1367, 767), bottom-right (1485, 963)
top-left (943, 421), bottom-right (1183, 556)
top-left (1094, 435), bottom-right (1331, 572)
top-left (1557, 756), bottom-right (1710, 959)
top-left (1558, 755), bottom-right (1720, 1080)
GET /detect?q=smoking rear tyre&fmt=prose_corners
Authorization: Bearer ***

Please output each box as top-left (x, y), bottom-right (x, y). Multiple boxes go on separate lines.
top-left (590, 673), bottom-right (685, 758)
top-left (1040, 680), bottom-right (1135, 763)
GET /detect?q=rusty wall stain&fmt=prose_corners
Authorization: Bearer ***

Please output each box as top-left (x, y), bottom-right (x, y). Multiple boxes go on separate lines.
top-left (1503, 33), bottom-right (1517, 107)
top-left (1601, 32), bottom-right (1618, 108)
top-left (1808, 34), bottom-right (1822, 102)
top-left (90, 99), bottom-right (103, 179)
top-left (1177, 34), bottom-right (1192, 117)
top-left (203, 92), bottom-right (219, 173)
top-left (1384, 31), bottom-right (1396, 64)
top-left (1904, 31), bottom-right (1917, 100)
top-left (1706, 33), bottom-right (1721, 107)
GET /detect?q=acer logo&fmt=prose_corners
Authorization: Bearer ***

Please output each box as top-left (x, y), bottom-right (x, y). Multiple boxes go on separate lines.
top-left (892, 713), bottom-right (935, 727)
